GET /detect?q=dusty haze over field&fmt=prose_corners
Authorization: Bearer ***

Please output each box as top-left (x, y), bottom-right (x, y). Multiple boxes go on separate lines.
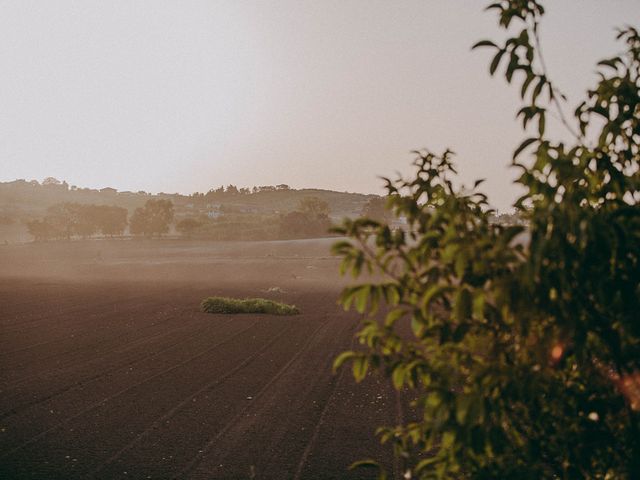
top-left (1, 1), bottom-right (638, 210)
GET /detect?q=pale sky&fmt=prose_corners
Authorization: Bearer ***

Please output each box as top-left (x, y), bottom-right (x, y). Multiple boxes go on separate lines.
top-left (1, 1), bottom-right (638, 210)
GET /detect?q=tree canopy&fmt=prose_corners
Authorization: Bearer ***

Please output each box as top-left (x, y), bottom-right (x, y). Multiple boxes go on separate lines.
top-left (298, 196), bottom-right (331, 219)
top-left (333, 2), bottom-right (640, 478)
top-left (26, 203), bottom-right (128, 241)
top-left (130, 199), bottom-right (174, 237)
top-left (279, 196), bottom-right (332, 238)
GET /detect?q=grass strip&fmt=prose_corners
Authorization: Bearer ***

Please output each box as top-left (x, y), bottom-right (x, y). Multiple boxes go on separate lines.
top-left (201, 296), bottom-right (300, 315)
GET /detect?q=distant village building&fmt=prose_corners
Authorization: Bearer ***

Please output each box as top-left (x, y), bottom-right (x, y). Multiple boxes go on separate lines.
top-left (207, 203), bottom-right (222, 219)
top-left (239, 206), bottom-right (258, 214)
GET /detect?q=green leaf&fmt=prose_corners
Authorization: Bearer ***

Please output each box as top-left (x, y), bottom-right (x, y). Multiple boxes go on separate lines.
top-left (532, 76), bottom-right (546, 103)
top-left (333, 350), bottom-right (355, 372)
top-left (352, 356), bottom-right (369, 382)
top-left (354, 285), bottom-right (371, 313)
top-left (505, 54), bottom-right (518, 83)
top-left (349, 459), bottom-right (386, 477)
top-left (538, 112), bottom-right (546, 136)
top-left (454, 252), bottom-right (467, 278)
top-left (384, 308), bottom-right (405, 327)
top-left (331, 240), bottom-right (352, 255)
top-left (484, 2), bottom-right (502, 12)
top-left (351, 251), bottom-right (365, 277)
top-left (472, 40), bottom-right (498, 50)
top-left (513, 137), bottom-right (537, 160)
top-left (411, 313), bottom-right (426, 338)
top-left (454, 288), bottom-right (472, 321)
top-left (339, 286), bottom-right (358, 310)
top-left (489, 49), bottom-right (505, 75)
top-left (420, 284), bottom-right (447, 314)
top-left (382, 284), bottom-right (401, 305)
top-left (521, 72), bottom-right (535, 98)
top-left (597, 58), bottom-right (621, 70)
top-left (392, 364), bottom-right (406, 389)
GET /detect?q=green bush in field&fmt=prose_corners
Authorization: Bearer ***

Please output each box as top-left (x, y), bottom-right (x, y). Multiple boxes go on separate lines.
top-left (201, 297), bottom-right (300, 316)
top-left (332, 1), bottom-right (640, 479)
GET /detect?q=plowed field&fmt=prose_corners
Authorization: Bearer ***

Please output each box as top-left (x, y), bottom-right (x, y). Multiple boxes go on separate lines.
top-left (0, 239), bottom-right (403, 479)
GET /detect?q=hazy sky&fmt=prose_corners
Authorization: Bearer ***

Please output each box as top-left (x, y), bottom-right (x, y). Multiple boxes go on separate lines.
top-left (1, 1), bottom-right (638, 210)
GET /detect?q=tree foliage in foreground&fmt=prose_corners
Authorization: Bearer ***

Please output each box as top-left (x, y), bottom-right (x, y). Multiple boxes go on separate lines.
top-left (333, 2), bottom-right (639, 478)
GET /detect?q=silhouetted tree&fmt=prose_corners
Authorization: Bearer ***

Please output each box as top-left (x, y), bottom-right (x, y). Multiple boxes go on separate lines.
top-left (42, 177), bottom-right (61, 186)
top-left (298, 196), bottom-right (330, 219)
top-left (25, 203), bottom-right (128, 240)
top-left (176, 217), bottom-right (202, 238)
top-left (130, 199), bottom-right (174, 237)
top-left (280, 197), bottom-right (332, 238)
top-left (45, 203), bottom-right (79, 240)
top-left (75, 205), bottom-right (98, 238)
top-left (95, 205), bottom-right (128, 236)
top-left (26, 219), bottom-right (58, 241)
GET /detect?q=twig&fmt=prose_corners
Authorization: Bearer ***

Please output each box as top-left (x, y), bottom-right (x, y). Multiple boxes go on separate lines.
top-left (531, 20), bottom-right (583, 142)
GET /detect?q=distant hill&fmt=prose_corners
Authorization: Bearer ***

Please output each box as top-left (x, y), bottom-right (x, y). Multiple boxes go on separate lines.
top-left (0, 178), bottom-right (378, 243)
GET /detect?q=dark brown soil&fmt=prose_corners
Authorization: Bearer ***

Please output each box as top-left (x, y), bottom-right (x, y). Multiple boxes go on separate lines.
top-left (0, 239), bottom-right (402, 479)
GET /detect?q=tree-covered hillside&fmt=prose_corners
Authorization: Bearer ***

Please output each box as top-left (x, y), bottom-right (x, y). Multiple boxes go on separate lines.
top-left (0, 179), bottom-right (378, 243)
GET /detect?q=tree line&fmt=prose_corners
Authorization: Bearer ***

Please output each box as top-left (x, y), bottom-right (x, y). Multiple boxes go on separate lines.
top-left (176, 196), bottom-right (334, 240)
top-left (190, 183), bottom-right (291, 199)
top-left (26, 199), bottom-right (174, 241)
top-left (25, 196), bottom-right (346, 241)
top-left (27, 204), bottom-right (128, 241)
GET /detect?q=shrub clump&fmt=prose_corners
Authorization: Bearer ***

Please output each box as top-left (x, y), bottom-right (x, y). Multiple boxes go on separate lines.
top-left (201, 296), bottom-right (300, 315)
